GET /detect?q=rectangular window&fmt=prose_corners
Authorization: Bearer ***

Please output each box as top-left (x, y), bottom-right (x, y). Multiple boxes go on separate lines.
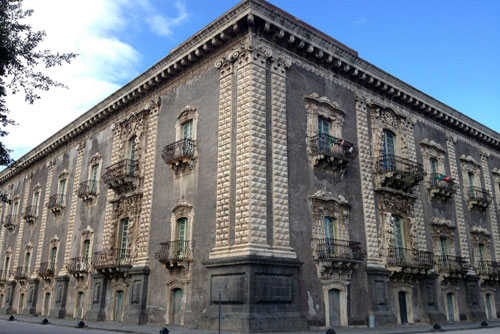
top-left (33, 192), bottom-right (40, 216)
top-left (119, 218), bottom-right (129, 258)
top-left (182, 120), bottom-right (193, 140)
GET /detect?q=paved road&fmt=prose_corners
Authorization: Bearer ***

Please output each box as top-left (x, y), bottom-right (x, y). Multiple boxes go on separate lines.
top-left (0, 319), bottom-right (499, 334)
top-left (0, 320), bottom-right (113, 334)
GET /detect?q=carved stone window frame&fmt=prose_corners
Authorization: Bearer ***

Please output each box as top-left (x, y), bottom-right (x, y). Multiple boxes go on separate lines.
top-left (175, 106), bottom-right (199, 144)
top-left (420, 139), bottom-right (447, 177)
top-left (49, 235), bottom-right (60, 268)
top-left (110, 194), bottom-right (142, 256)
top-left (470, 226), bottom-right (491, 265)
top-left (304, 93), bottom-right (345, 139)
top-left (170, 202), bottom-right (194, 243)
top-left (309, 190), bottom-right (350, 242)
top-left (377, 190), bottom-right (417, 256)
top-left (81, 226), bottom-right (94, 260)
top-left (430, 218), bottom-right (456, 257)
top-left (369, 103), bottom-right (415, 164)
top-left (459, 155), bottom-right (481, 188)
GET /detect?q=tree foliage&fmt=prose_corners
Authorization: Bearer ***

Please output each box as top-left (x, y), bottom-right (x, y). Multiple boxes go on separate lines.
top-left (0, 0), bottom-right (76, 166)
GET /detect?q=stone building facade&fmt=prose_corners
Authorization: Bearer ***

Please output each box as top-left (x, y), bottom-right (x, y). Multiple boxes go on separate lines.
top-left (0, 0), bottom-right (499, 331)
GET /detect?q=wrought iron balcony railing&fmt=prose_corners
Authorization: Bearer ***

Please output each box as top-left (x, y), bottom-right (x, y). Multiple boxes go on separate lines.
top-left (428, 173), bottom-right (457, 199)
top-left (77, 180), bottom-right (98, 201)
top-left (47, 194), bottom-right (66, 214)
top-left (465, 187), bottom-right (492, 209)
top-left (13, 266), bottom-right (28, 281)
top-left (435, 255), bottom-right (469, 273)
top-left (92, 248), bottom-right (133, 271)
top-left (155, 240), bottom-right (194, 267)
top-left (386, 247), bottom-right (434, 269)
top-left (162, 139), bottom-right (196, 171)
top-left (309, 134), bottom-right (358, 160)
top-left (2, 214), bottom-right (17, 230)
top-left (23, 205), bottom-right (38, 223)
top-left (38, 262), bottom-right (55, 280)
top-left (313, 238), bottom-right (365, 261)
top-left (375, 154), bottom-right (425, 191)
top-left (475, 260), bottom-right (500, 277)
top-left (102, 159), bottom-right (139, 193)
top-left (67, 257), bottom-right (90, 277)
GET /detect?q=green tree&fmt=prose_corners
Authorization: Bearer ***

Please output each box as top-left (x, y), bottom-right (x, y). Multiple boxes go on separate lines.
top-left (0, 0), bottom-right (76, 166)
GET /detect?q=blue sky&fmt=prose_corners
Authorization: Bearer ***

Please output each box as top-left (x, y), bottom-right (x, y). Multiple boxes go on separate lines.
top-left (5, 0), bottom-right (500, 161)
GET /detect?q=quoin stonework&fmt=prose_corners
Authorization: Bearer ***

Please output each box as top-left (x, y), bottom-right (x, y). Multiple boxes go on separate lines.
top-left (0, 0), bottom-right (499, 332)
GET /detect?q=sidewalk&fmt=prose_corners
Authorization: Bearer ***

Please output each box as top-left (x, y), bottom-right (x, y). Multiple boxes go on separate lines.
top-left (1, 314), bottom-right (499, 334)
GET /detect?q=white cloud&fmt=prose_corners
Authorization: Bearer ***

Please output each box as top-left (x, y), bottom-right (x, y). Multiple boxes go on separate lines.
top-left (144, 1), bottom-right (189, 37)
top-left (4, 0), bottom-right (141, 155)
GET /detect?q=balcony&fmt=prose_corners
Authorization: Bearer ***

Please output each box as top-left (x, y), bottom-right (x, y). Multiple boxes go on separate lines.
top-left (47, 194), bottom-right (66, 215)
top-left (162, 139), bottom-right (197, 173)
top-left (38, 262), bottom-right (55, 280)
top-left (155, 240), bottom-right (194, 269)
top-left (67, 257), bottom-right (90, 278)
top-left (375, 154), bottom-right (425, 193)
top-left (387, 247), bottom-right (434, 270)
top-left (465, 187), bottom-right (492, 210)
top-left (311, 238), bottom-right (365, 279)
top-left (476, 261), bottom-right (500, 280)
top-left (308, 134), bottom-right (357, 173)
top-left (13, 266), bottom-right (28, 283)
top-left (92, 248), bottom-right (133, 277)
top-left (435, 255), bottom-right (469, 277)
top-left (77, 180), bottom-right (98, 203)
top-left (2, 214), bottom-right (17, 231)
top-left (428, 173), bottom-right (457, 200)
top-left (23, 205), bottom-right (38, 224)
top-left (102, 159), bottom-right (139, 194)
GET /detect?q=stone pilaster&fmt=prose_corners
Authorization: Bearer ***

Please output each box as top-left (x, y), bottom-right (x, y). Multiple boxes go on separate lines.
top-left (135, 99), bottom-right (160, 266)
top-left (355, 96), bottom-right (381, 265)
top-left (404, 122), bottom-right (427, 251)
top-left (213, 56), bottom-right (234, 251)
top-left (59, 141), bottom-right (85, 276)
top-left (34, 159), bottom-right (56, 277)
top-left (233, 47), bottom-right (269, 251)
top-left (12, 173), bottom-right (32, 270)
top-left (0, 197), bottom-right (7, 267)
top-left (101, 124), bottom-right (122, 251)
top-left (270, 57), bottom-right (293, 255)
top-left (445, 134), bottom-right (471, 263)
top-left (479, 150), bottom-right (500, 261)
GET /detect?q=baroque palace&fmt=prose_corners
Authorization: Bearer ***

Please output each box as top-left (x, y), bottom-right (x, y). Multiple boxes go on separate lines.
top-left (0, 0), bottom-right (499, 331)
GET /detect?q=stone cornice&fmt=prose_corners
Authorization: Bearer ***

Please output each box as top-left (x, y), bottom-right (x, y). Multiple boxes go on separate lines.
top-left (1, 0), bottom-right (499, 183)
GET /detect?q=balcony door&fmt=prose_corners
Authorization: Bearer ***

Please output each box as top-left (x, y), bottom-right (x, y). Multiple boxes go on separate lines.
top-left (439, 237), bottom-right (448, 265)
top-left (382, 130), bottom-right (396, 170)
top-left (24, 252), bottom-right (31, 274)
top-left (318, 116), bottom-right (331, 151)
top-left (59, 179), bottom-right (67, 203)
top-left (49, 246), bottom-right (57, 270)
top-left (119, 218), bottom-right (129, 260)
top-left (468, 172), bottom-right (475, 197)
top-left (176, 218), bottom-right (187, 256)
top-left (90, 164), bottom-right (99, 193)
top-left (324, 216), bottom-right (336, 257)
top-left (82, 240), bottom-right (90, 270)
top-left (392, 215), bottom-right (405, 261)
top-left (32, 191), bottom-right (40, 216)
top-left (128, 136), bottom-right (137, 175)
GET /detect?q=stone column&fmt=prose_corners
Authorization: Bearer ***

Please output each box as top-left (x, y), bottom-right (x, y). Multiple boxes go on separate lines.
top-left (479, 150), bottom-right (500, 261)
top-left (34, 159), bottom-right (56, 277)
top-left (12, 173), bottom-right (32, 271)
top-left (59, 141), bottom-right (85, 276)
top-left (445, 134), bottom-right (471, 265)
